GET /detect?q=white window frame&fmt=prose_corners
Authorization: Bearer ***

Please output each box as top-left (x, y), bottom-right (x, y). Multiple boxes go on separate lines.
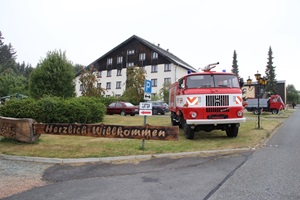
top-left (127, 50), bottom-right (135, 55)
top-left (107, 58), bottom-right (113, 65)
top-left (139, 53), bottom-right (146, 61)
top-left (152, 52), bottom-right (158, 59)
top-left (107, 70), bottom-right (112, 77)
top-left (127, 62), bottom-right (134, 67)
top-left (117, 56), bottom-right (123, 64)
top-left (106, 82), bottom-right (111, 90)
top-left (151, 65), bottom-right (158, 73)
top-left (164, 64), bottom-right (171, 72)
top-left (117, 69), bottom-right (122, 76)
top-left (151, 79), bottom-right (157, 87)
top-left (116, 81), bottom-right (121, 89)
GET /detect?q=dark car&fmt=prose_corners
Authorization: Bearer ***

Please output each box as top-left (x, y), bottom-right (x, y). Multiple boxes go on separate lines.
top-left (106, 102), bottom-right (139, 116)
top-left (148, 101), bottom-right (169, 115)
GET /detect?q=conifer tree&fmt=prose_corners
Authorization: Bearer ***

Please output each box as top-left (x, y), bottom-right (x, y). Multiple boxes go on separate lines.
top-left (231, 50), bottom-right (239, 77)
top-left (265, 46), bottom-right (277, 94)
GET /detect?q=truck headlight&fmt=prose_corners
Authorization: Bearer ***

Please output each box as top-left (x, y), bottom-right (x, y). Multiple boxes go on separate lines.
top-left (237, 110), bottom-right (243, 117)
top-left (190, 111), bottom-right (197, 118)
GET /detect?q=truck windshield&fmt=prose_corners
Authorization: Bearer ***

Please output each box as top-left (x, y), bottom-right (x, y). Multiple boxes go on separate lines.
top-left (186, 74), bottom-right (240, 88)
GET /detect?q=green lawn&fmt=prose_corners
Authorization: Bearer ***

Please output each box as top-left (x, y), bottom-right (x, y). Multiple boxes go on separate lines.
top-left (0, 109), bottom-right (294, 158)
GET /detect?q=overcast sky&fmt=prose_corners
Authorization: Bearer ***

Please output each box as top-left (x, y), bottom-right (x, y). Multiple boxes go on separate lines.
top-left (1, 0), bottom-right (299, 89)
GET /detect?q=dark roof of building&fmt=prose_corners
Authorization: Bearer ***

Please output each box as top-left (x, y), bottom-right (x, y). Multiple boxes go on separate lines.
top-left (76, 35), bottom-right (197, 76)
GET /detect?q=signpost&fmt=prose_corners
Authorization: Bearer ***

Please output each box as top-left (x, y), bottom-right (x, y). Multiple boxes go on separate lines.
top-left (139, 101), bottom-right (153, 149)
top-left (144, 80), bottom-right (152, 101)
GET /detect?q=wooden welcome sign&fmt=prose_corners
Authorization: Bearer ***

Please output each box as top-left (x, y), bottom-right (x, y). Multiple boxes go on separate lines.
top-left (0, 116), bottom-right (179, 143)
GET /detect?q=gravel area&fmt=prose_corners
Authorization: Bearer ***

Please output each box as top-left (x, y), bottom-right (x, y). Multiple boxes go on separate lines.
top-left (0, 158), bottom-right (53, 199)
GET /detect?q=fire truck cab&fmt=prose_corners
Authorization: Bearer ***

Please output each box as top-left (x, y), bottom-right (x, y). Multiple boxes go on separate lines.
top-left (169, 63), bottom-right (246, 139)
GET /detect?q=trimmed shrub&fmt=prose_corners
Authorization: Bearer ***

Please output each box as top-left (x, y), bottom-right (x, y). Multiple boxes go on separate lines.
top-left (0, 97), bottom-right (106, 123)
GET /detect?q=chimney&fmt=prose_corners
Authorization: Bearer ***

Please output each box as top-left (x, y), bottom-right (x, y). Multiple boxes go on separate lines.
top-left (158, 43), bottom-right (160, 47)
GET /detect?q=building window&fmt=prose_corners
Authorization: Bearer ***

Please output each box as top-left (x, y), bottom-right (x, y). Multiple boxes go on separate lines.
top-left (106, 95), bottom-right (111, 97)
top-left (164, 64), bottom-right (171, 72)
top-left (79, 84), bottom-right (83, 91)
top-left (139, 53), bottom-right (146, 61)
top-left (127, 50), bottom-right (135, 55)
top-left (97, 83), bottom-right (101, 88)
top-left (116, 94), bottom-right (121, 98)
top-left (117, 69), bottom-right (122, 76)
top-left (107, 58), bottom-right (113, 65)
top-left (127, 62), bottom-right (134, 67)
top-left (97, 71), bottom-right (102, 78)
top-left (151, 79), bottom-right (157, 87)
top-left (152, 52), bottom-right (158, 59)
top-left (116, 81), bottom-right (121, 89)
top-left (117, 56), bottom-right (123, 64)
top-left (107, 70), bottom-right (112, 77)
top-left (151, 65), bottom-right (158, 73)
top-left (164, 78), bottom-right (171, 85)
top-left (106, 82), bottom-right (111, 90)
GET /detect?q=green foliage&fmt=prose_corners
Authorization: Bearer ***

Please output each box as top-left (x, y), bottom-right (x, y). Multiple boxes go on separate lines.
top-left (265, 46), bottom-right (277, 94)
top-left (98, 96), bottom-right (119, 106)
top-left (286, 84), bottom-right (300, 104)
top-left (122, 66), bottom-right (145, 104)
top-left (231, 50), bottom-right (239, 77)
top-left (0, 97), bottom-right (106, 123)
top-left (29, 49), bottom-right (75, 99)
top-left (0, 73), bottom-right (29, 96)
top-left (159, 81), bottom-right (171, 103)
top-left (79, 65), bottom-right (104, 97)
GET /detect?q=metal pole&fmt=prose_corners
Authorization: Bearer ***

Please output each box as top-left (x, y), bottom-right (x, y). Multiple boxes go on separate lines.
top-left (141, 116), bottom-right (146, 150)
top-left (257, 85), bottom-right (260, 129)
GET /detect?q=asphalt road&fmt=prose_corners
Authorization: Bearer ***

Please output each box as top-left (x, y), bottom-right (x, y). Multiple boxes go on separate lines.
top-left (2, 107), bottom-right (300, 200)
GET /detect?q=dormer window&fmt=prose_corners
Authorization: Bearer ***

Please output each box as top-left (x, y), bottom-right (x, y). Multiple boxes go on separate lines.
top-left (127, 50), bottom-right (135, 55)
top-left (107, 58), bottom-right (113, 65)
top-left (152, 52), bottom-right (158, 59)
top-left (139, 53), bottom-right (146, 61)
top-left (117, 56), bottom-right (123, 64)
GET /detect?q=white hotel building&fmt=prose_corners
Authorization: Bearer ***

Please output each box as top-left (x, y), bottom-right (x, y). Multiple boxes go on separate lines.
top-left (75, 35), bottom-right (197, 98)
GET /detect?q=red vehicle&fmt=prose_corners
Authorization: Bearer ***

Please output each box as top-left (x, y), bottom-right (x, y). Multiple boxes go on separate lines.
top-left (245, 94), bottom-right (285, 114)
top-left (106, 102), bottom-right (139, 116)
top-left (169, 63), bottom-right (246, 139)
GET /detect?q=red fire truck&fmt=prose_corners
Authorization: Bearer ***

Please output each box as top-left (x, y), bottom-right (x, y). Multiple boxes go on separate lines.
top-left (169, 63), bottom-right (246, 139)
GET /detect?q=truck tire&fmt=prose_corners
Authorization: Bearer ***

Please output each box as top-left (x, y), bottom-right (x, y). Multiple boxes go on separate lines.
top-left (184, 124), bottom-right (195, 139)
top-left (226, 124), bottom-right (238, 137)
top-left (271, 109), bottom-right (278, 114)
top-left (253, 109), bottom-right (260, 115)
top-left (171, 112), bottom-right (179, 126)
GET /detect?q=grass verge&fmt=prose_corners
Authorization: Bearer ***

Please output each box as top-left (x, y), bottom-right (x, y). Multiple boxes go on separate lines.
top-left (0, 109), bottom-right (295, 158)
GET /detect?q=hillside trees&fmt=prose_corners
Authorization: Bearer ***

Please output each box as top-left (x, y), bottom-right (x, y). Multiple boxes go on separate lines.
top-left (286, 84), bottom-right (299, 105)
top-left (0, 31), bottom-right (33, 96)
top-left (29, 50), bottom-right (75, 99)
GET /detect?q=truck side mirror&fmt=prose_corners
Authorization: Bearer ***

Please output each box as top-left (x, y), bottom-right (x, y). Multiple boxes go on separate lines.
top-left (239, 78), bottom-right (244, 88)
top-left (178, 78), bottom-right (184, 89)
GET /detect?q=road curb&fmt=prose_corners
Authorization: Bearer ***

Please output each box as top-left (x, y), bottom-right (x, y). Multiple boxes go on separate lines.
top-left (0, 148), bottom-right (254, 164)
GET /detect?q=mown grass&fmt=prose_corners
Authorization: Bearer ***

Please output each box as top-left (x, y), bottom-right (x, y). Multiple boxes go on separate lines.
top-left (0, 109), bottom-right (295, 158)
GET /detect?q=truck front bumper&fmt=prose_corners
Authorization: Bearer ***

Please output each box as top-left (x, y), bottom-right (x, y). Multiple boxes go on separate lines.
top-left (186, 118), bottom-right (246, 125)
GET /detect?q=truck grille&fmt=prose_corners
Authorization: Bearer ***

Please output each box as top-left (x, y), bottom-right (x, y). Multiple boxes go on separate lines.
top-left (206, 107), bottom-right (230, 113)
top-left (206, 95), bottom-right (229, 106)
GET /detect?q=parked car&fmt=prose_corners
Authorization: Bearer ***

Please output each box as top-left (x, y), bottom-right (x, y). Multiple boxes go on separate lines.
top-left (106, 102), bottom-right (139, 116)
top-left (148, 101), bottom-right (169, 115)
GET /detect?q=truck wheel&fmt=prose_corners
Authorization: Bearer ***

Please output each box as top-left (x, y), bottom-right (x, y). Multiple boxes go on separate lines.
top-left (271, 109), bottom-right (278, 114)
top-left (253, 109), bottom-right (259, 115)
top-left (171, 112), bottom-right (179, 126)
top-left (226, 124), bottom-right (238, 137)
top-left (184, 124), bottom-right (195, 139)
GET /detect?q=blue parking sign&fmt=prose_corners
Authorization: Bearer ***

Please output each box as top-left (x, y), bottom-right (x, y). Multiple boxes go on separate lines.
top-left (144, 80), bottom-right (152, 94)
